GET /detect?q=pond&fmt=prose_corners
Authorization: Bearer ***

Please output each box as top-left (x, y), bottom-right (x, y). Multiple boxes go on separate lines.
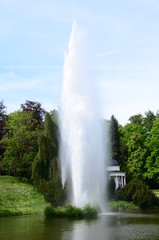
top-left (0, 212), bottom-right (159, 240)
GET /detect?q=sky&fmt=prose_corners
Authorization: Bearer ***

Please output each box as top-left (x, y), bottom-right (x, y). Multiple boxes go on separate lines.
top-left (0, 0), bottom-right (159, 125)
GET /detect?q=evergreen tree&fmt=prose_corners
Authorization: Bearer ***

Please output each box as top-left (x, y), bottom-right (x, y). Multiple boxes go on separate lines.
top-left (110, 115), bottom-right (120, 161)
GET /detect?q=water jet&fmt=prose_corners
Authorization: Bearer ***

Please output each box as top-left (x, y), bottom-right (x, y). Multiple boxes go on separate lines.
top-left (60, 22), bottom-right (106, 209)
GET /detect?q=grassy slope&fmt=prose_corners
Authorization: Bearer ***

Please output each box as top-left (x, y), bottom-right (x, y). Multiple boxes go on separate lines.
top-left (0, 176), bottom-right (48, 217)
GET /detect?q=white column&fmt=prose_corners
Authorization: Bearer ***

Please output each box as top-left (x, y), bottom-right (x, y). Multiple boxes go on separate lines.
top-left (124, 176), bottom-right (126, 186)
top-left (122, 176), bottom-right (124, 187)
top-left (116, 176), bottom-right (119, 189)
top-left (115, 176), bottom-right (117, 190)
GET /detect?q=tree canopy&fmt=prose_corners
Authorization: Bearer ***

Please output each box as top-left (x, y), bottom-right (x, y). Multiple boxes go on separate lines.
top-left (0, 110), bottom-right (43, 178)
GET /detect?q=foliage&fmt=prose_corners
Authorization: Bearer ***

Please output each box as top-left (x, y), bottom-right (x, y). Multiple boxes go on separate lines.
top-left (38, 171), bottom-right (64, 207)
top-left (0, 111), bottom-right (43, 178)
top-left (109, 200), bottom-right (140, 212)
top-left (110, 115), bottom-right (120, 161)
top-left (65, 204), bottom-right (84, 219)
top-left (120, 111), bottom-right (159, 186)
top-left (49, 109), bottom-right (59, 126)
top-left (0, 176), bottom-right (48, 217)
top-left (144, 118), bottom-right (159, 186)
top-left (21, 100), bottom-right (46, 125)
top-left (44, 204), bottom-right (98, 219)
top-left (128, 114), bottom-right (143, 125)
top-left (44, 205), bottom-right (57, 218)
top-left (107, 178), bottom-right (115, 200)
top-left (82, 204), bottom-right (98, 218)
top-left (0, 100), bottom-right (7, 159)
top-left (32, 112), bottom-right (64, 206)
top-left (143, 110), bottom-right (156, 132)
top-left (118, 179), bottom-right (159, 209)
top-left (120, 122), bottom-right (148, 181)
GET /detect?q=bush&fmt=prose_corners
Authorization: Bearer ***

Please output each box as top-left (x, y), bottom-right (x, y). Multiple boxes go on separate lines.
top-left (83, 204), bottom-right (98, 218)
top-left (118, 179), bottom-right (159, 209)
top-left (109, 201), bottom-right (140, 212)
top-left (0, 210), bottom-right (22, 218)
top-left (65, 205), bottom-right (83, 219)
top-left (44, 204), bottom-right (98, 219)
top-left (44, 205), bottom-right (57, 218)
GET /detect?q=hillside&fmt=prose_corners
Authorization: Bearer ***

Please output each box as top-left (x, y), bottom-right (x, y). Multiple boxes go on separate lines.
top-left (0, 176), bottom-right (48, 217)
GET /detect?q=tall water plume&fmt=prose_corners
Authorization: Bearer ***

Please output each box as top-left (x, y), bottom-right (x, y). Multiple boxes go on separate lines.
top-left (60, 22), bottom-right (106, 208)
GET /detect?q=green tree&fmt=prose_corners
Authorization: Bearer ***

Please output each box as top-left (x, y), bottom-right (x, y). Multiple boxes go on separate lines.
top-left (32, 112), bottom-right (64, 206)
top-left (145, 118), bottom-right (159, 186)
top-left (127, 124), bottom-right (147, 180)
top-left (110, 115), bottom-right (120, 161)
top-left (119, 122), bottom-right (148, 181)
top-left (128, 114), bottom-right (143, 125)
top-left (0, 101), bottom-right (7, 160)
top-left (118, 124), bottom-right (128, 171)
top-left (0, 111), bottom-right (43, 178)
top-left (143, 110), bottom-right (156, 132)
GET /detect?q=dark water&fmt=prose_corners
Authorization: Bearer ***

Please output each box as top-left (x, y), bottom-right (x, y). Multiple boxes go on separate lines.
top-left (0, 213), bottom-right (159, 240)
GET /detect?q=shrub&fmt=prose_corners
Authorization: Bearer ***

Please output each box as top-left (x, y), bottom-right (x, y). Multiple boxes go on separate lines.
top-left (44, 205), bottom-right (57, 218)
top-left (109, 201), bottom-right (140, 212)
top-left (83, 204), bottom-right (98, 218)
top-left (65, 205), bottom-right (83, 219)
top-left (0, 210), bottom-right (22, 217)
top-left (44, 204), bottom-right (98, 219)
top-left (118, 179), bottom-right (159, 209)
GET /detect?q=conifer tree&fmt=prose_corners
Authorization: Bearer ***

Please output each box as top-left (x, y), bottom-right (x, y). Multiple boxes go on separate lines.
top-left (110, 115), bottom-right (120, 161)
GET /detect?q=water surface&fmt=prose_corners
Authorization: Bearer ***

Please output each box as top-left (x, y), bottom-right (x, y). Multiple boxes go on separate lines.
top-left (0, 213), bottom-right (159, 240)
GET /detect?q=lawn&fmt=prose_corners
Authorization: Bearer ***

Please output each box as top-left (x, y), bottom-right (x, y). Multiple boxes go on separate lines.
top-left (0, 176), bottom-right (48, 217)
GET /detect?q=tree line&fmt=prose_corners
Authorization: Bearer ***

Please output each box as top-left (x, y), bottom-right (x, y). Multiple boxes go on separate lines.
top-left (0, 100), bottom-right (158, 206)
top-left (110, 111), bottom-right (159, 189)
top-left (0, 100), bottom-right (64, 206)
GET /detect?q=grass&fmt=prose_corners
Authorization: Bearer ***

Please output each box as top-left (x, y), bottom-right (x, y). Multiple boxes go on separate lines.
top-left (0, 176), bottom-right (48, 217)
top-left (109, 201), bottom-right (140, 212)
top-left (44, 204), bottom-right (99, 219)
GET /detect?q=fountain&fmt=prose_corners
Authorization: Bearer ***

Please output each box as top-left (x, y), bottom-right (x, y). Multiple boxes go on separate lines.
top-left (60, 22), bottom-right (106, 209)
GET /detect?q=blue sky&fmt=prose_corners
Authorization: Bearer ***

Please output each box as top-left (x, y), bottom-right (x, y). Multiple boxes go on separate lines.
top-left (0, 0), bottom-right (159, 125)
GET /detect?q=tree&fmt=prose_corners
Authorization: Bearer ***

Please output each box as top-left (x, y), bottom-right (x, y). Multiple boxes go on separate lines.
top-left (143, 110), bottom-right (156, 132)
top-left (129, 114), bottom-right (143, 125)
top-left (32, 112), bottom-right (64, 206)
top-left (49, 109), bottom-right (59, 126)
top-left (118, 124), bottom-right (128, 171)
top-left (110, 115), bottom-right (120, 161)
top-left (126, 124), bottom-right (147, 180)
top-left (21, 100), bottom-right (46, 126)
top-left (145, 118), bottom-right (159, 187)
top-left (0, 101), bottom-right (7, 159)
top-left (0, 111), bottom-right (43, 178)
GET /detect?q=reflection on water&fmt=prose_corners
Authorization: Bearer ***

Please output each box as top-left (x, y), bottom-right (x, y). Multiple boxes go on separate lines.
top-left (0, 213), bottom-right (159, 240)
